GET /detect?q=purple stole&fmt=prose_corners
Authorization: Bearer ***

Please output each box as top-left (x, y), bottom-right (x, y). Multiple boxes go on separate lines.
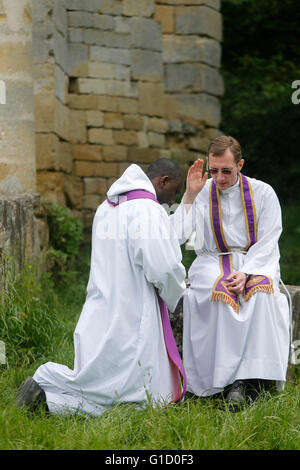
top-left (210, 174), bottom-right (273, 313)
top-left (107, 189), bottom-right (186, 402)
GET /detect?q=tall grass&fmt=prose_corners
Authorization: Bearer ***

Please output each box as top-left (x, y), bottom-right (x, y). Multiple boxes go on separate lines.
top-left (0, 231), bottom-right (299, 450)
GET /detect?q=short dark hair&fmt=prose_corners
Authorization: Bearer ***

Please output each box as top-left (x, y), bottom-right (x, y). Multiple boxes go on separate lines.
top-left (146, 158), bottom-right (183, 181)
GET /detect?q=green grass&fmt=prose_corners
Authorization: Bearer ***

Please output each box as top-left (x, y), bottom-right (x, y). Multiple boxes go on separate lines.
top-left (0, 230), bottom-right (299, 451)
top-left (0, 367), bottom-right (299, 450)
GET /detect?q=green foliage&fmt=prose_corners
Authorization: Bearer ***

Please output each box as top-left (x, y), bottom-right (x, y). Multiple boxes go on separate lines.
top-left (0, 260), bottom-right (61, 367)
top-left (221, 0), bottom-right (300, 203)
top-left (43, 202), bottom-right (83, 277)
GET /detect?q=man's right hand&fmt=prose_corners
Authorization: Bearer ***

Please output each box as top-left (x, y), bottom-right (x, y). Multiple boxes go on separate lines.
top-left (183, 159), bottom-right (208, 205)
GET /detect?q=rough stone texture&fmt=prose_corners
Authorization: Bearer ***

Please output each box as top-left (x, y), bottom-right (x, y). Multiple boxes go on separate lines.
top-left (0, 0), bottom-right (224, 263)
top-left (0, 194), bottom-right (49, 275)
top-left (0, 0), bottom-right (36, 194)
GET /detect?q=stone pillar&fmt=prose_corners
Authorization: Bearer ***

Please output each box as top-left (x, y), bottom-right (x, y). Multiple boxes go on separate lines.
top-left (0, 0), bottom-right (36, 193)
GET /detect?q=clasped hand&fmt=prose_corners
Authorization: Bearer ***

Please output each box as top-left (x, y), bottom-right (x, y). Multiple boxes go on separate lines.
top-left (225, 271), bottom-right (247, 295)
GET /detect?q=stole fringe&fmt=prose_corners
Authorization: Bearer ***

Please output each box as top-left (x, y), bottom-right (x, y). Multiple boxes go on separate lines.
top-left (243, 283), bottom-right (274, 302)
top-left (211, 291), bottom-right (239, 313)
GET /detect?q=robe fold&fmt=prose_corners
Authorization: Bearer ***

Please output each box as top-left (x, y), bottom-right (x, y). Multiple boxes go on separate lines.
top-left (33, 164), bottom-right (186, 416)
top-left (171, 176), bottom-right (290, 397)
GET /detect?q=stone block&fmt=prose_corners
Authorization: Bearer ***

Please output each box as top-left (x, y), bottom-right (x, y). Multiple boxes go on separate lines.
top-left (117, 97), bottom-right (138, 114)
top-left (54, 65), bottom-right (69, 104)
top-left (53, 29), bottom-right (68, 73)
top-left (113, 130), bottom-right (138, 146)
top-left (137, 132), bottom-right (149, 148)
top-left (95, 162), bottom-right (119, 177)
top-left (67, 43), bottom-right (89, 76)
top-left (67, 11), bottom-right (94, 27)
top-left (123, 0), bottom-right (155, 17)
top-left (93, 13), bottom-right (116, 30)
top-left (102, 145), bottom-right (128, 161)
top-left (66, 0), bottom-right (104, 12)
top-left (131, 17), bottom-right (162, 52)
top-left (72, 144), bottom-right (103, 161)
top-left (54, 98), bottom-right (70, 141)
top-left (162, 35), bottom-right (221, 68)
top-left (88, 128), bottom-right (114, 145)
top-left (59, 142), bottom-right (73, 173)
top-left (86, 110), bottom-right (104, 127)
top-left (146, 117), bottom-right (168, 134)
top-left (69, 110), bottom-right (87, 143)
top-left (123, 114), bottom-right (144, 131)
top-left (154, 5), bottom-right (174, 33)
top-left (77, 78), bottom-right (138, 98)
top-left (164, 63), bottom-right (224, 96)
top-left (148, 132), bottom-right (166, 148)
top-left (37, 171), bottom-right (66, 206)
top-left (127, 147), bottom-right (160, 164)
top-left (0, 39), bottom-right (33, 76)
top-left (97, 95), bottom-right (119, 111)
top-left (131, 49), bottom-right (163, 82)
top-left (84, 30), bottom-right (131, 49)
top-left (156, 0), bottom-right (220, 8)
top-left (166, 93), bottom-right (221, 127)
top-left (88, 62), bottom-right (130, 80)
top-left (115, 16), bottom-right (131, 33)
top-left (98, 0), bottom-right (123, 16)
top-left (64, 175), bottom-right (84, 207)
top-left (90, 45), bottom-right (131, 65)
top-left (82, 194), bottom-right (103, 210)
top-left (175, 6), bottom-right (222, 41)
top-left (36, 133), bottom-right (60, 171)
top-left (75, 160), bottom-right (96, 177)
top-left (0, 121), bottom-right (36, 193)
top-left (68, 94), bottom-right (99, 110)
top-left (35, 93), bottom-right (55, 133)
top-left (138, 82), bottom-right (166, 117)
top-left (84, 177), bottom-right (107, 195)
top-left (104, 112), bottom-right (124, 129)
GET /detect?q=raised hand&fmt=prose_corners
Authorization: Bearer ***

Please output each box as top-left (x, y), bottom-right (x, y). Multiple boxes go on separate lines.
top-left (184, 159), bottom-right (208, 205)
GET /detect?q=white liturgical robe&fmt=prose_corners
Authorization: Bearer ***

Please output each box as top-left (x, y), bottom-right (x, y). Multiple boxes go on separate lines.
top-left (33, 164), bottom-right (186, 416)
top-left (172, 176), bottom-right (290, 397)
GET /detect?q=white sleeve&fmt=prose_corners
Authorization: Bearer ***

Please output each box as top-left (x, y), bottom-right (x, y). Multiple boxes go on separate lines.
top-left (241, 184), bottom-right (282, 278)
top-left (170, 199), bottom-right (198, 245)
top-left (130, 203), bottom-right (186, 312)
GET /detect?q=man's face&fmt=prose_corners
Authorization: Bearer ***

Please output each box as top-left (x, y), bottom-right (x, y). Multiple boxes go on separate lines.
top-left (156, 175), bottom-right (184, 205)
top-left (208, 148), bottom-right (244, 191)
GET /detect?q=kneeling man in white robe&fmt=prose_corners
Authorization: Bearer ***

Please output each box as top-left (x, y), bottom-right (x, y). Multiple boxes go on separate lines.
top-left (17, 159), bottom-right (188, 416)
top-left (172, 136), bottom-right (290, 404)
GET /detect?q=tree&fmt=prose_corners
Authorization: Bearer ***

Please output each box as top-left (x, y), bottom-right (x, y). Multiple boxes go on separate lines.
top-left (221, 0), bottom-right (300, 202)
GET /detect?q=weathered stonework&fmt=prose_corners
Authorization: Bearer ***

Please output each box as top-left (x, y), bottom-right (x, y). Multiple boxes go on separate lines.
top-left (0, 194), bottom-right (49, 275)
top-left (27, 0), bottom-right (224, 226)
top-left (0, 0), bottom-right (223, 269)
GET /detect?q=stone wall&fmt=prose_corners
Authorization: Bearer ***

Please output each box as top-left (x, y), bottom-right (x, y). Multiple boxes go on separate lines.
top-left (0, 194), bottom-right (48, 276)
top-left (33, 0), bottom-right (223, 227)
top-left (0, 0), bottom-right (36, 193)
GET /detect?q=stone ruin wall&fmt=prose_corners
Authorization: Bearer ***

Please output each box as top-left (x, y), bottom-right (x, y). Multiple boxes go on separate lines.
top-left (0, 0), bottom-right (223, 267)
top-left (33, 0), bottom-right (223, 228)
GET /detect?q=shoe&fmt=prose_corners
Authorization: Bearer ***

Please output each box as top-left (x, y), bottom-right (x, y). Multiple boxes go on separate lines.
top-left (225, 380), bottom-right (247, 406)
top-left (17, 376), bottom-right (48, 412)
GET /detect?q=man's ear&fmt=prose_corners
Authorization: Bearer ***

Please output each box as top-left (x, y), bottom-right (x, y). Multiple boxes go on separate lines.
top-left (238, 159), bottom-right (245, 172)
top-left (160, 175), bottom-right (169, 186)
